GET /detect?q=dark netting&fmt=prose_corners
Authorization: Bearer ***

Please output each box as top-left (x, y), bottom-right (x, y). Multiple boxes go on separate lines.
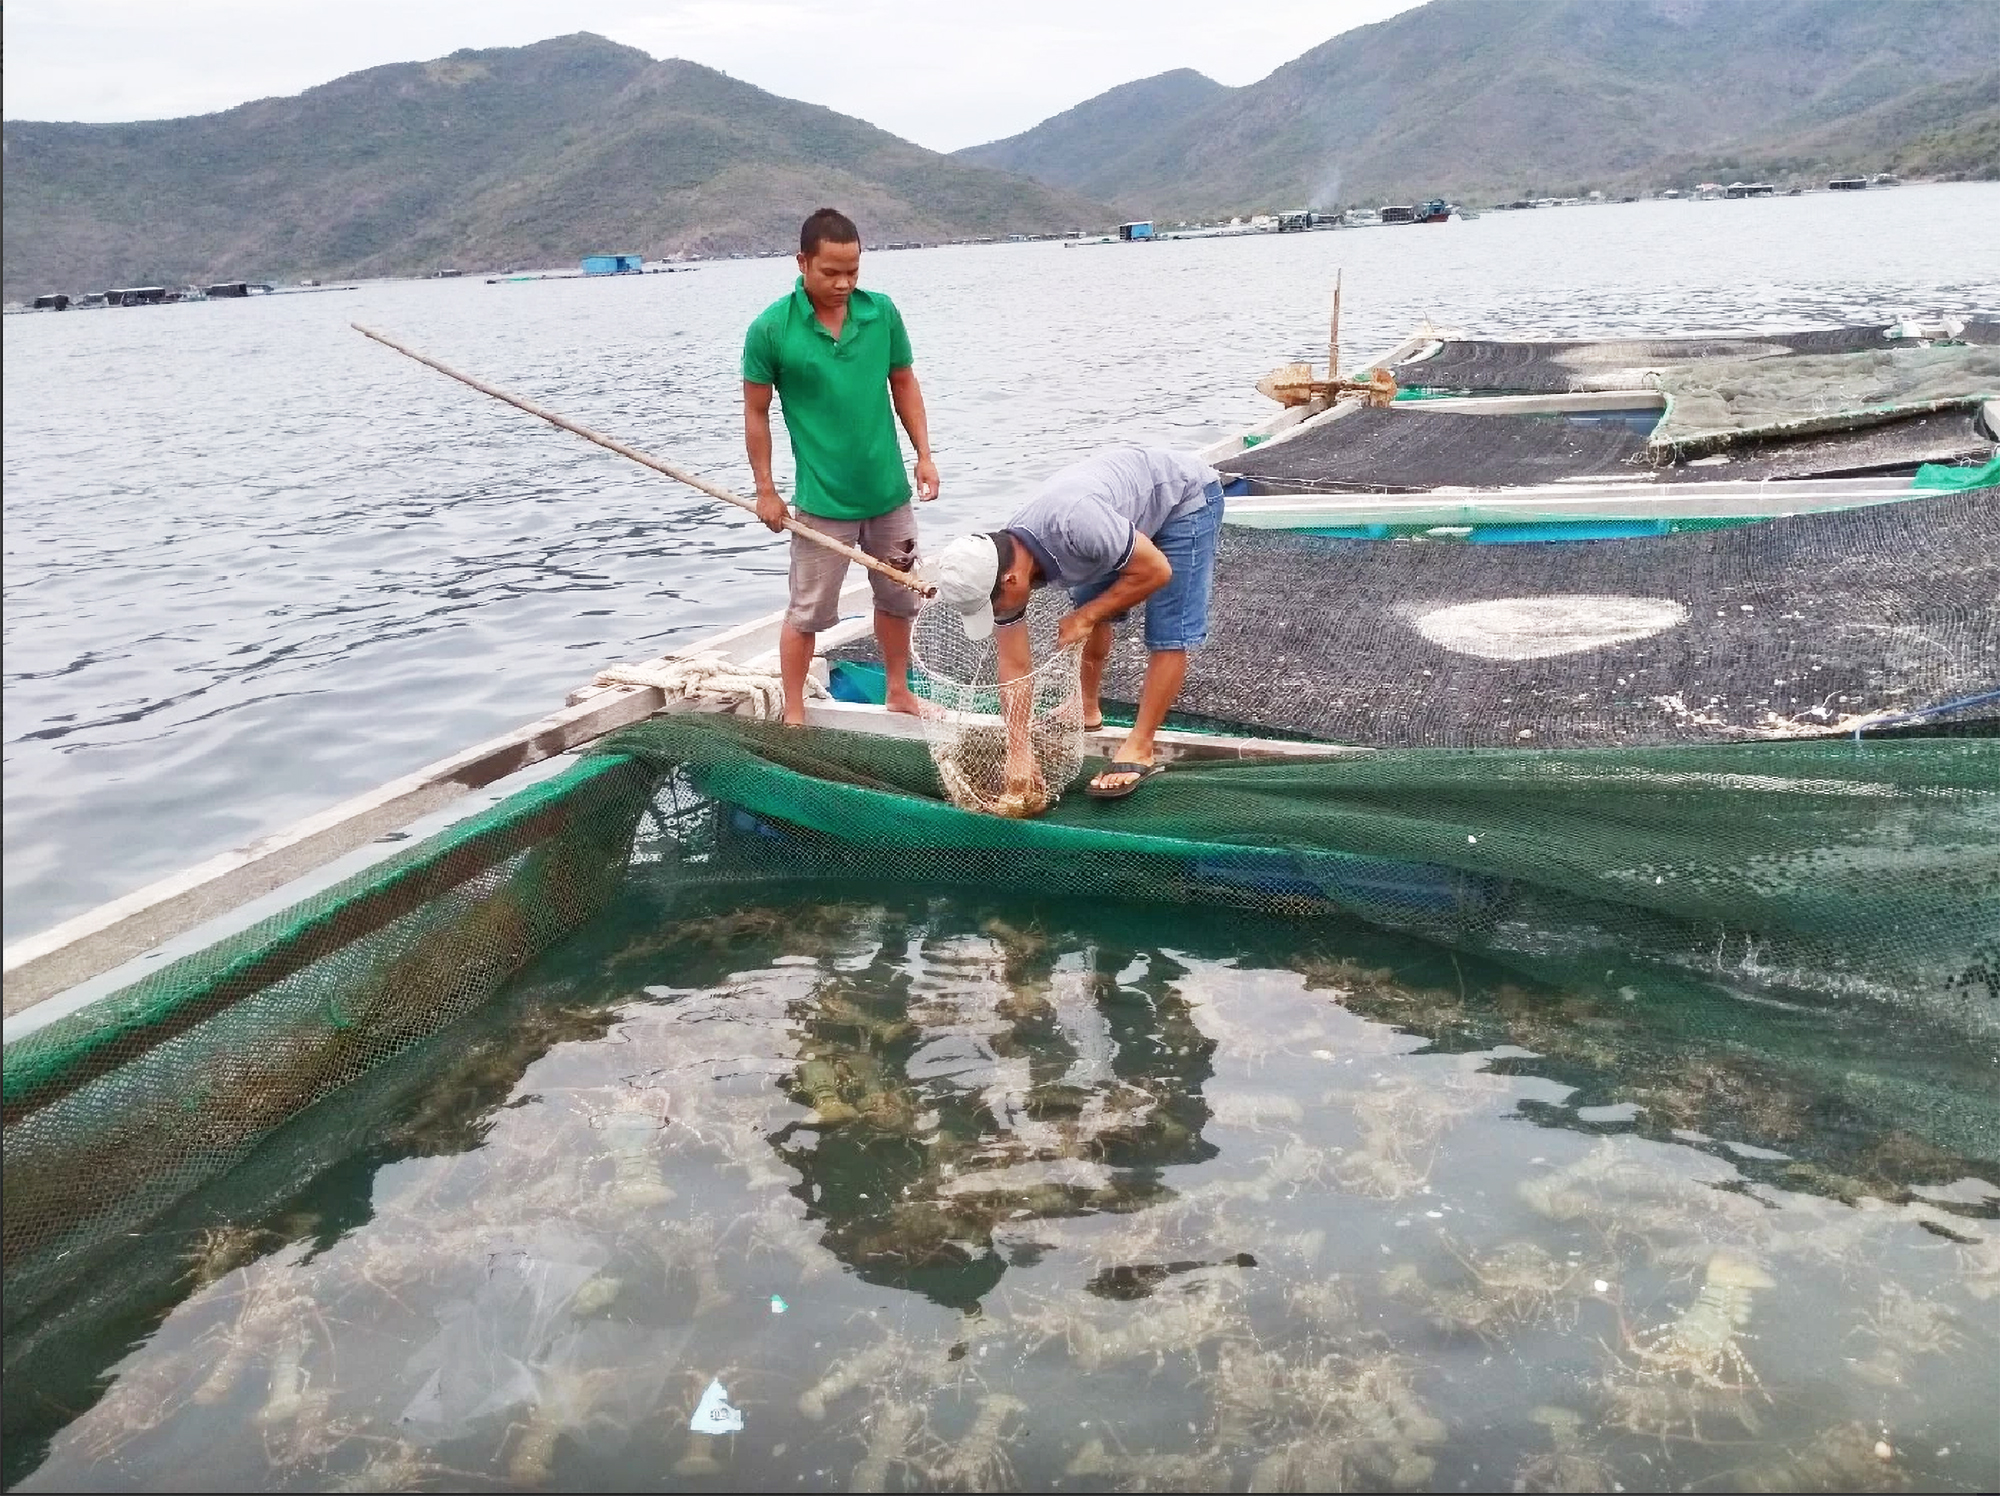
top-left (839, 493), bottom-right (1997, 749)
top-left (1393, 321), bottom-right (2000, 394)
top-left (1217, 405), bottom-right (1991, 492)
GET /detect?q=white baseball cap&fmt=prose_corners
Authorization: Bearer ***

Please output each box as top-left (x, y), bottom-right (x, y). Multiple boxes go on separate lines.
top-left (918, 533), bottom-right (1005, 640)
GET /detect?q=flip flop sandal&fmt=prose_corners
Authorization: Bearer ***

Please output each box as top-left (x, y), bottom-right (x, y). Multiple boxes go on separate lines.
top-left (1083, 717), bottom-right (1105, 732)
top-left (1086, 761), bottom-right (1166, 800)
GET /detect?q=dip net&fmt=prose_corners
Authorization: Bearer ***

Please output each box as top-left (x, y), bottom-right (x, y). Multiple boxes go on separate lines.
top-left (909, 594), bottom-right (1086, 818)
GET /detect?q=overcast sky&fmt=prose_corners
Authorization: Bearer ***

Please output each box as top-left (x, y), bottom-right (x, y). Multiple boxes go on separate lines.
top-left (3, 0), bottom-right (1427, 151)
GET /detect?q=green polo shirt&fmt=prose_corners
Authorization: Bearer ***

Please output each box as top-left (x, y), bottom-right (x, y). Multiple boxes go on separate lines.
top-left (743, 279), bottom-right (914, 521)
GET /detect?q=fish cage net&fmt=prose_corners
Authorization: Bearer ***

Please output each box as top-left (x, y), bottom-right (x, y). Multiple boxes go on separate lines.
top-left (842, 492), bottom-right (2000, 751)
top-left (1, 753), bottom-right (660, 1336)
top-left (909, 593), bottom-right (1085, 818)
top-left (7, 527), bottom-right (2000, 1348)
top-left (7, 714), bottom-right (1997, 1331)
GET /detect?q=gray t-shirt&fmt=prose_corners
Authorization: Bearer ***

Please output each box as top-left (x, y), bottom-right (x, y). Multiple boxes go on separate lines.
top-left (1004, 446), bottom-right (1219, 587)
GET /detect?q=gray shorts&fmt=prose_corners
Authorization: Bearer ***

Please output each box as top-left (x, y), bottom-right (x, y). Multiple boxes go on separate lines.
top-left (786, 503), bottom-right (921, 633)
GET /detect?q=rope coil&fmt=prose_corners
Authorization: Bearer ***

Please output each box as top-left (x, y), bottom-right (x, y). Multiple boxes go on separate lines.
top-left (595, 654), bottom-right (824, 721)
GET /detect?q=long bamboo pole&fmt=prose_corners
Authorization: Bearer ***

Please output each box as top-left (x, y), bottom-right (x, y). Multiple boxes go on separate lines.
top-left (353, 323), bottom-right (934, 597)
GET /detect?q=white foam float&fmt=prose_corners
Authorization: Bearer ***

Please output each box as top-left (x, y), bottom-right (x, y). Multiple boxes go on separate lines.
top-left (1414, 595), bottom-right (1690, 660)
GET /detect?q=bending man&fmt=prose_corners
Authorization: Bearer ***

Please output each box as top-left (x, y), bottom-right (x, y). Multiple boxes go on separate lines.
top-left (745, 207), bottom-right (939, 724)
top-left (926, 445), bottom-right (1223, 799)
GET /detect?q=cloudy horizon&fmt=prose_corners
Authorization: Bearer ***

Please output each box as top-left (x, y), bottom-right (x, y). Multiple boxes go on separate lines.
top-left (2, 0), bottom-right (1426, 152)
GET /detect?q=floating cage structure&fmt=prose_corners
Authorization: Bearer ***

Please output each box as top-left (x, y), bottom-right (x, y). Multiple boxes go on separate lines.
top-left (6, 324), bottom-right (1999, 1467)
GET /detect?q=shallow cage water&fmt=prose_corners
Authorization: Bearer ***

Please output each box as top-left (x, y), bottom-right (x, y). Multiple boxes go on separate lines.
top-left (6, 882), bottom-right (1997, 1493)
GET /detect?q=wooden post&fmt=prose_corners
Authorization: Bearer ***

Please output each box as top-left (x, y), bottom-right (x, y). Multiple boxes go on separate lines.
top-left (1328, 269), bottom-right (1343, 381)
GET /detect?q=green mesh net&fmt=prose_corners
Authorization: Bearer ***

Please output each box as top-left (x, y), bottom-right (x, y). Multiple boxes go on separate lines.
top-left (5, 715), bottom-right (1997, 1327)
top-left (3, 753), bottom-right (658, 1326)
top-left (598, 718), bottom-right (1998, 1020)
top-left (1915, 453), bottom-right (2000, 491)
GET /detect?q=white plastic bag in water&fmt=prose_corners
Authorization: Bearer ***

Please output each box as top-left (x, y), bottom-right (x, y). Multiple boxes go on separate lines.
top-left (689, 1378), bottom-right (744, 1435)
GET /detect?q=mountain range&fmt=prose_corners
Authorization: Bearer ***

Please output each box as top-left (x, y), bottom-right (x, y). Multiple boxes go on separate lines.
top-left (6, 1), bottom-right (1997, 300)
top-left (2, 35), bottom-right (1101, 301)
top-left (959, 0), bottom-right (2000, 215)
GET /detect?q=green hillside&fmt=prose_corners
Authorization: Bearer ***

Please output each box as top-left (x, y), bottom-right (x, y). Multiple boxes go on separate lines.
top-left (2, 34), bottom-right (1107, 300)
top-left (957, 0), bottom-right (2000, 214)
top-left (954, 69), bottom-right (1231, 196)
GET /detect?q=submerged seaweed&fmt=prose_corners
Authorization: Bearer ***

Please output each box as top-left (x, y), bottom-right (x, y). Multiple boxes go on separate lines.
top-left (6, 889), bottom-right (1997, 1492)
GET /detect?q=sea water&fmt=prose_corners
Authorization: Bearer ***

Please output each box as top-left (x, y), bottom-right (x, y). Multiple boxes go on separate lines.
top-left (8, 883), bottom-right (1995, 1491)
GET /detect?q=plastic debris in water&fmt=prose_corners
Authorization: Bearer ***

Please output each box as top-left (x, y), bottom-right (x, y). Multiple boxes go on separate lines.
top-left (690, 1378), bottom-right (744, 1435)
top-left (770, 1295), bottom-right (789, 1314)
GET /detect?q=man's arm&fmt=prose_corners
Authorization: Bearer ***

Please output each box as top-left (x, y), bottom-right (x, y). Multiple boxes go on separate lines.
top-left (888, 366), bottom-right (940, 501)
top-left (744, 380), bottom-right (786, 531)
top-left (1056, 534), bottom-right (1172, 650)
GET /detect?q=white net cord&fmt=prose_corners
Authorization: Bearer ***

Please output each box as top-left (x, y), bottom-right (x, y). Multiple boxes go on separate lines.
top-left (594, 653), bottom-right (823, 721)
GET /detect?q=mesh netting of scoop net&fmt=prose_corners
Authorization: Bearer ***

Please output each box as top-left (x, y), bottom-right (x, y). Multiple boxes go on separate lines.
top-left (909, 594), bottom-right (1085, 817)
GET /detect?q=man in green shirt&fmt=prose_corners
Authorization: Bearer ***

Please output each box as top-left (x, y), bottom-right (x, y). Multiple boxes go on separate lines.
top-left (745, 208), bottom-right (939, 724)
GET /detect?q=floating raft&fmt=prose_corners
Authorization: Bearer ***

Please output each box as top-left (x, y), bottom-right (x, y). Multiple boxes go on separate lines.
top-left (834, 490), bottom-right (1999, 749)
top-left (1386, 321), bottom-right (2000, 396)
top-left (1217, 321), bottom-right (2000, 498)
top-left (1219, 403), bottom-right (1991, 492)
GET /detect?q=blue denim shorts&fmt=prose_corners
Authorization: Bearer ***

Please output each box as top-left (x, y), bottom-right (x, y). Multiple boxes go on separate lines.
top-left (1069, 481), bottom-right (1224, 651)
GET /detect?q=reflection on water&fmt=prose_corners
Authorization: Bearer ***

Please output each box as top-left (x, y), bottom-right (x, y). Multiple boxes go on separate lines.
top-left (7, 184), bottom-right (2000, 939)
top-left (9, 890), bottom-right (1995, 1491)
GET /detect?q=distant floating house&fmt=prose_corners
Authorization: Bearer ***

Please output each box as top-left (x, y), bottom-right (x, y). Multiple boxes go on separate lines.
top-left (1828, 176), bottom-right (1868, 191)
top-left (1116, 221), bottom-right (1154, 241)
top-left (1723, 181), bottom-right (1775, 198)
top-left (581, 254), bottom-right (643, 275)
top-left (205, 282), bottom-right (273, 298)
top-left (1379, 205), bottom-right (1417, 224)
top-left (31, 294), bottom-right (70, 311)
top-left (103, 286), bottom-right (169, 306)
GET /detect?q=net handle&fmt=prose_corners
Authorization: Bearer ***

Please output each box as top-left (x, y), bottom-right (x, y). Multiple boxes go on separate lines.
top-left (353, 324), bottom-right (935, 599)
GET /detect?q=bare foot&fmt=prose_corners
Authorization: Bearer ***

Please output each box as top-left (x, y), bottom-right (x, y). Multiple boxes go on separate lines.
top-left (884, 687), bottom-right (922, 717)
